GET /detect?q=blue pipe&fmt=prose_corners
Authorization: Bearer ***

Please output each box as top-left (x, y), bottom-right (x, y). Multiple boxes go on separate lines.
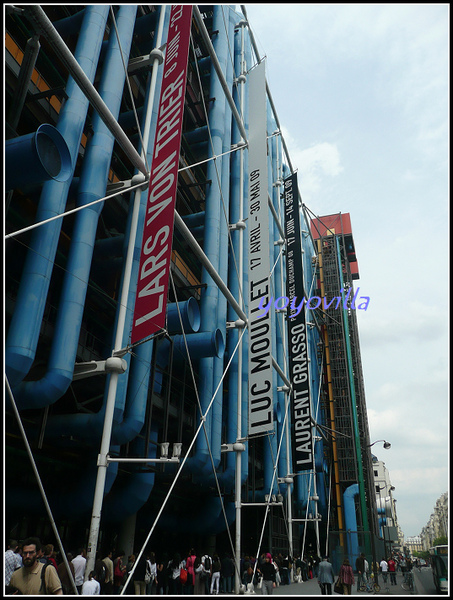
top-left (94, 234), bottom-right (124, 258)
top-left (12, 6), bottom-right (138, 409)
top-left (44, 6), bottom-right (169, 441)
top-left (181, 211), bottom-right (205, 228)
top-left (210, 7), bottom-right (235, 477)
top-left (146, 498), bottom-right (236, 535)
top-left (6, 124), bottom-right (72, 191)
top-left (167, 299), bottom-right (201, 334)
top-left (218, 20), bottom-right (248, 492)
top-left (52, 9), bottom-right (85, 36)
top-left (344, 483), bottom-right (361, 567)
top-left (172, 330), bottom-right (225, 361)
top-left (104, 431), bottom-right (158, 521)
top-left (189, 5), bottom-right (232, 479)
top-left (6, 5), bottom-right (110, 389)
top-left (184, 126), bottom-right (209, 145)
top-left (6, 453), bottom-right (118, 519)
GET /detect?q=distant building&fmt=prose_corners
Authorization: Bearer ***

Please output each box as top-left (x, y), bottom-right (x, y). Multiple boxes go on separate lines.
top-left (420, 492), bottom-right (448, 550)
top-left (372, 456), bottom-right (400, 553)
top-left (405, 535), bottom-right (423, 555)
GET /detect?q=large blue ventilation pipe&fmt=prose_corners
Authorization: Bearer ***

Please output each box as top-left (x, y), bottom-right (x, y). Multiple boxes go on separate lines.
top-left (167, 298), bottom-right (201, 334)
top-left (11, 6), bottom-right (138, 410)
top-left (187, 5), bottom-right (233, 480)
top-left (43, 6), bottom-right (169, 444)
top-left (344, 483), bottom-right (361, 567)
top-left (103, 432), bottom-right (158, 521)
top-left (5, 124), bottom-right (72, 191)
top-left (143, 497), bottom-right (236, 535)
top-left (6, 452), bottom-right (118, 520)
top-left (6, 5), bottom-right (110, 389)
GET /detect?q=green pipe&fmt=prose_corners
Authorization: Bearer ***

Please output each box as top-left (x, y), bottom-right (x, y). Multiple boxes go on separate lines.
top-left (336, 237), bottom-right (370, 536)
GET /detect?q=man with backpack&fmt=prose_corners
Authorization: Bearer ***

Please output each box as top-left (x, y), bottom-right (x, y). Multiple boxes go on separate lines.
top-left (201, 553), bottom-right (212, 594)
top-left (9, 537), bottom-right (63, 595)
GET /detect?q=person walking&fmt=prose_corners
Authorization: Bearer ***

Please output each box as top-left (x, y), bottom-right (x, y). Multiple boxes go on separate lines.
top-left (5, 539), bottom-right (23, 586)
top-left (201, 553), bottom-right (212, 594)
top-left (72, 548), bottom-right (87, 594)
top-left (102, 550), bottom-right (114, 595)
top-left (317, 556), bottom-right (335, 595)
top-left (132, 552), bottom-right (148, 595)
top-left (156, 553), bottom-right (168, 595)
top-left (113, 550), bottom-right (127, 593)
top-left (10, 537), bottom-right (63, 595)
top-left (220, 552), bottom-right (234, 593)
top-left (339, 558), bottom-right (354, 595)
top-left (146, 552), bottom-right (158, 594)
top-left (355, 553), bottom-right (366, 590)
top-left (210, 554), bottom-right (221, 595)
top-left (57, 552), bottom-right (76, 595)
top-left (380, 558), bottom-right (388, 584)
top-left (168, 552), bottom-right (183, 595)
top-left (82, 570), bottom-right (101, 595)
top-left (387, 556), bottom-right (397, 585)
top-left (185, 548), bottom-right (197, 594)
top-left (194, 556), bottom-right (205, 595)
top-left (44, 544), bottom-right (58, 569)
top-left (257, 553), bottom-right (277, 595)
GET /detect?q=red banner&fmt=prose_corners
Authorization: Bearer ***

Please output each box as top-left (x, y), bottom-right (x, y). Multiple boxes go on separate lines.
top-left (131, 5), bottom-right (192, 344)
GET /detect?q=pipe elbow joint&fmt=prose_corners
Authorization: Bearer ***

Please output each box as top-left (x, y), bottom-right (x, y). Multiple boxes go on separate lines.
top-left (6, 124), bottom-right (72, 191)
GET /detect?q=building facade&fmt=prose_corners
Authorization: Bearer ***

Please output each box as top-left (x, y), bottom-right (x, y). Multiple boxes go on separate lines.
top-left (5, 4), bottom-right (381, 582)
top-left (420, 492), bottom-right (448, 550)
top-left (372, 456), bottom-right (400, 554)
top-left (405, 536), bottom-right (423, 555)
top-left (309, 214), bottom-right (379, 570)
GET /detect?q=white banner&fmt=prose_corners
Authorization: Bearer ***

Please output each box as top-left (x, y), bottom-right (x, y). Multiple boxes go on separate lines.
top-left (247, 61), bottom-right (273, 436)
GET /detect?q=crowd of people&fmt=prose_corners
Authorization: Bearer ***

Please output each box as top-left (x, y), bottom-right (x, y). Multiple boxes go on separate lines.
top-left (5, 536), bottom-right (422, 596)
top-left (4, 537), bottom-right (310, 596)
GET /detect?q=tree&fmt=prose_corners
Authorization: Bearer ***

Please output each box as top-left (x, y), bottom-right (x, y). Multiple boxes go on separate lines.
top-left (432, 536), bottom-right (448, 546)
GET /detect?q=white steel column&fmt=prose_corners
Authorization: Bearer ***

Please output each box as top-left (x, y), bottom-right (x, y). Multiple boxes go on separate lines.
top-left (85, 6), bottom-right (167, 578)
top-left (234, 18), bottom-right (247, 595)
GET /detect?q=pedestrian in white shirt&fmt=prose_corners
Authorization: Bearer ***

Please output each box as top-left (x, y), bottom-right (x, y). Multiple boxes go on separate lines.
top-left (72, 548), bottom-right (87, 594)
top-left (380, 558), bottom-right (389, 584)
top-left (82, 571), bottom-right (101, 595)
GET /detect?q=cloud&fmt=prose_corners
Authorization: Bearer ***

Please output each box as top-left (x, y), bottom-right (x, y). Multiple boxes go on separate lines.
top-left (244, 3), bottom-right (449, 538)
top-left (391, 467), bottom-right (448, 497)
top-left (281, 127), bottom-right (343, 203)
top-left (359, 300), bottom-right (448, 346)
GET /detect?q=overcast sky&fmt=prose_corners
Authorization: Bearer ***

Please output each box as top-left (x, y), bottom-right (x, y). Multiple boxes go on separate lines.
top-left (242, 3), bottom-right (449, 538)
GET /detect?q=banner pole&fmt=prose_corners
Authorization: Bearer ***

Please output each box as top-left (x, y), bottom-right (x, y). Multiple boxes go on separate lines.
top-left (85, 5), bottom-right (168, 577)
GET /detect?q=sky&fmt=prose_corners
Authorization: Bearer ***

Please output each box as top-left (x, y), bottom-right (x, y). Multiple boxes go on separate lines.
top-left (242, 3), bottom-right (449, 538)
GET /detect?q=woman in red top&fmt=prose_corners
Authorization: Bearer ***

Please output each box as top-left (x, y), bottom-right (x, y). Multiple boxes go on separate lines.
top-left (387, 557), bottom-right (397, 585)
top-left (185, 549), bottom-right (197, 592)
top-left (339, 558), bottom-right (355, 595)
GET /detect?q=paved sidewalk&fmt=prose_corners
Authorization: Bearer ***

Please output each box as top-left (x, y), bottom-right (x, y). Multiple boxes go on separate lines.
top-left (238, 571), bottom-right (416, 596)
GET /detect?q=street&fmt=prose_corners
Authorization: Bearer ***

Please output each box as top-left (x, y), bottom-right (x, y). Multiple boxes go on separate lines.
top-left (243, 566), bottom-right (442, 596)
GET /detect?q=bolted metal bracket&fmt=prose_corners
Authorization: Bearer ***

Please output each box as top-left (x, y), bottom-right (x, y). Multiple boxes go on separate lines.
top-left (226, 319), bottom-right (246, 329)
top-left (106, 173), bottom-right (149, 195)
top-left (221, 442), bottom-right (246, 453)
top-left (128, 46), bottom-right (165, 73)
top-left (73, 357), bottom-right (127, 381)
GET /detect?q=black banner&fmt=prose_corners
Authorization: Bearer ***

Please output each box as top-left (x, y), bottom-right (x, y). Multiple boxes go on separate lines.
top-left (283, 173), bottom-right (313, 471)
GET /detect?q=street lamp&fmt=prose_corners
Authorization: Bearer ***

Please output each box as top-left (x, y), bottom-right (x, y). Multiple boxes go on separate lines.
top-left (368, 439), bottom-right (391, 450)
